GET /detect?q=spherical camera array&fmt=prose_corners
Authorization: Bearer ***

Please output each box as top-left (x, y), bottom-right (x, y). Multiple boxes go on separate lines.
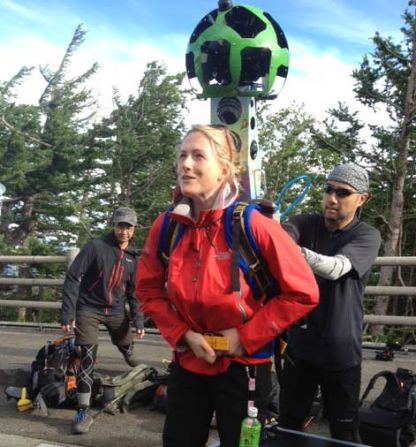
top-left (186, 2), bottom-right (289, 98)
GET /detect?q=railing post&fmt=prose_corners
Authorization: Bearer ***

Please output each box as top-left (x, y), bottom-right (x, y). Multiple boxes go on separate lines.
top-left (66, 247), bottom-right (79, 269)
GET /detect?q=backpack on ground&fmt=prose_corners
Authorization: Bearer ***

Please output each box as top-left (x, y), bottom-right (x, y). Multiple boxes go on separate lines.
top-left (94, 364), bottom-right (170, 414)
top-left (28, 334), bottom-right (80, 408)
top-left (158, 200), bottom-right (280, 300)
top-left (359, 367), bottom-right (416, 447)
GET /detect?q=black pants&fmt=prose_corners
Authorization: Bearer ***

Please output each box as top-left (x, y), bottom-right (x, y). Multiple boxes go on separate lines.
top-left (163, 361), bottom-right (272, 447)
top-left (279, 356), bottom-right (362, 443)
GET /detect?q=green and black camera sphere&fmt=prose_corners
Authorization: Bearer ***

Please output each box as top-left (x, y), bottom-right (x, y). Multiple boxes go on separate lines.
top-left (186, 3), bottom-right (289, 98)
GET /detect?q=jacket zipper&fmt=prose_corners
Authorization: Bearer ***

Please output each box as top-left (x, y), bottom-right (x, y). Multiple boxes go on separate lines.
top-left (107, 250), bottom-right (124, 310)
top-left (236, 289), bottom-right (248, 323)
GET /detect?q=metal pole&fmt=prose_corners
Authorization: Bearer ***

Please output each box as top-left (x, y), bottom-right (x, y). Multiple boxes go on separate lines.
top-left (0, 256), bottom-right (66, 264)
top-left (0, 300), bottom-right (61, 309)
top-left (365, 286), bottom-right (416, 296)
top-left (0, 278), bottom-right (64, 286)
top-left (373, 256), bottom-right (416, 266)
top-left (364, 314), bottom-right (416, 326)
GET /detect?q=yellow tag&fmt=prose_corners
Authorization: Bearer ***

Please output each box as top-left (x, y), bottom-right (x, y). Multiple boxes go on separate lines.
top-left (204, 335), bottom-right (229, 351)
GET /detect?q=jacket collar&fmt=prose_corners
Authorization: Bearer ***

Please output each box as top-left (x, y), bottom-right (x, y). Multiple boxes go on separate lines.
top-left (103, 231), bottom-right (138, 256)
top-left (170, 180), bottom-right (239, 226)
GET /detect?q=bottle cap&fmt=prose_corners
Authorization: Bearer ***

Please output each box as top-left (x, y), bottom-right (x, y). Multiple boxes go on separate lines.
top-left (248, 406), bottom-right (258, 418)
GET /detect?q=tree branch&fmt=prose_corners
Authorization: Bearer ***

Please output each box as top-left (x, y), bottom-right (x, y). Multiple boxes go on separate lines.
top-left (0, 114), bottom-right (52, 148)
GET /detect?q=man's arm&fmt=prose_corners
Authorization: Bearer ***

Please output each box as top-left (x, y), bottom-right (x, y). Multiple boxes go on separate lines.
top-left (284, 216), bottom-right (381, 281)
top-left (300, 247), bottom-right (352, 280)
top-left (282, 216), bottom-right (351, 280)
top-left (61, 243), bottom-right (96, 329)
top-left (303, 224), bottom-right (381, 281)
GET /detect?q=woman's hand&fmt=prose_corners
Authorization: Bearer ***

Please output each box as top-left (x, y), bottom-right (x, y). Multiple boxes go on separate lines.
top-left (218, 328), bottom-right (245, 357)
top-left (183, 329), bottom-right (216, 364)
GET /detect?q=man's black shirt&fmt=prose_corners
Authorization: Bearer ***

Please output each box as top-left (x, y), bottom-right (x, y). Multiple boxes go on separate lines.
top-left (283, 214), bottom-right (381, 370)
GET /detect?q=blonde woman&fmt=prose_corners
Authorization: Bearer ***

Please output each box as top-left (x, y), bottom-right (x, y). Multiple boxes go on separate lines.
top-left (136, 125), bottom-right (318, 447)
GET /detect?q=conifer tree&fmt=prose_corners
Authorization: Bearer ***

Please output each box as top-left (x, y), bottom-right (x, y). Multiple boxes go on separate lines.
top-left (91, 61), bottom-right (187, 245)
top-left (0, 25), bottom-right (98, 248)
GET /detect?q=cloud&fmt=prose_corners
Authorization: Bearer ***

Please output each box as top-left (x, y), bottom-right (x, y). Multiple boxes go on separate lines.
top-left (0, 0), bottom-right (49, 24)
top-left (278, 39), bottom-right (358, 115)
top-left (0, 35), bottom-right (63, 104)
top-left (0, 19), bottom-right (391, 132)
top-left (266, 37), bottom-right (391, 137)
top-left (288, 0), bottom-right (405, 51)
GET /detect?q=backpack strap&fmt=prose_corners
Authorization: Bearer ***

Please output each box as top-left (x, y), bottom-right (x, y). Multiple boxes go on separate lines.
top-left (229, 202), bottom-right (243, 294)
top-left (225, 201), bottom-right (280, 301)
top-left (408, 376), bottom-right (416, 422)
top-left (226, 201), bottom-right (279, 359)
top-left (51, 334), bottom-right (74, 347)
top-left (157, 212), bottom-right (186, 266)
top-left (359, 370), bottom-right (397, 406)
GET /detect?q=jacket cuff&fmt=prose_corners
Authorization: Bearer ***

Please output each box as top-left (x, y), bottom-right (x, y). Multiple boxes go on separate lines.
top-left (133, 314), bottom-right (144, 330)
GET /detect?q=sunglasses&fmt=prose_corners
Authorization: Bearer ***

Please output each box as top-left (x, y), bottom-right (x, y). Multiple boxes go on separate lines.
top-left (323, 184), bottom-right (362, 198)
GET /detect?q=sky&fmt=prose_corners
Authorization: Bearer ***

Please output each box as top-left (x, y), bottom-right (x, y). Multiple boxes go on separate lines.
top-left (0, 0), bottom-right (411, 126)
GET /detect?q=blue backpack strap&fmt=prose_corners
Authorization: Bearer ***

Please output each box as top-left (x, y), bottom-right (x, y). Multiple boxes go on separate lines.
top-left (225, 201), bottom-right (259, 295)
top-left (157, 211), bottom-right (185, 266)
top-left (252, 340), bottom-right (275, 359)
top-left (225, 201), bottom-right (279, 359)
top-left (240, 203), bottom-right (278, 359)
top-left (242, 203), bottom-right (280, 300)
top-left (225, 201), bottom-right (280, 300)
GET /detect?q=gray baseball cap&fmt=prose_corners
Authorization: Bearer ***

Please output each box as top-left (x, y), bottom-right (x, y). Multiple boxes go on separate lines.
top-left (112, 207), bottom-right (137, 226)
top-left (327, 163), bottom-right (369, 193)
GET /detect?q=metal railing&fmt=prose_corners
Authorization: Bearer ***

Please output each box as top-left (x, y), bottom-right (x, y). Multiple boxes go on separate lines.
top-left (0, 254), bottom-right (415, 326)
top-left (0, 249), bottom-right (79, 312)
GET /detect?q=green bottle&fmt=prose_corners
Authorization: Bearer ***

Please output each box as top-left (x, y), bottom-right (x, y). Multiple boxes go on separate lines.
top-left (239, 406), bottom-right (261, 447)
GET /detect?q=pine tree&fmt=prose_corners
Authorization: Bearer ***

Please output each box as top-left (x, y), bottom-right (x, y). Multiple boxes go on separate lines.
top-left (91, 61), bottom-right (188, 246)
top-left (0, 25), bottom-right (98, 248)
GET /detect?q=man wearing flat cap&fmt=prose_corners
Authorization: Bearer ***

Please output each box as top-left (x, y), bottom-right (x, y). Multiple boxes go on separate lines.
top-left (61, 206), bottom-right (144, 434)
top-left (279, 163), bottom-right (381, 442)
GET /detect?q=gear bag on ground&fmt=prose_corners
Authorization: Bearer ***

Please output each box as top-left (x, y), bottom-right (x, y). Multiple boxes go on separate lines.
top-left (359, 367), bottom-right (416, 447)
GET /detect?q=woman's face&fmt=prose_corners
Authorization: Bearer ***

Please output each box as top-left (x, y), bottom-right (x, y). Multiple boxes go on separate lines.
top-left (177, 131), bottom-right (228, 206)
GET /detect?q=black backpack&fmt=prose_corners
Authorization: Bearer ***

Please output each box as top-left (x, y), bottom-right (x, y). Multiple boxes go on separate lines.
top-left (359, 368), bottom-right (416, 447)
top-left (28, 334), bottom-right (80, 408)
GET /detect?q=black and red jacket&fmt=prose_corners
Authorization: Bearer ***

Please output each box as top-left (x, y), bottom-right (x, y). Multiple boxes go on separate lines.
top-left (61, 232), bottom-right (143, 329)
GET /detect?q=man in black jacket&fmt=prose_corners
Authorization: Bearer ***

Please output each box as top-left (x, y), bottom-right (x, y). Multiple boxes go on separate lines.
top-left (61, 207), bottom-right (144, 434)
top-left (279, 163), bottom-right (381, 442)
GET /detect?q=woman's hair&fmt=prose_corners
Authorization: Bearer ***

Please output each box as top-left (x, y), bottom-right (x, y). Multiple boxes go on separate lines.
top-left (182, 124), bottom-right (242, 183)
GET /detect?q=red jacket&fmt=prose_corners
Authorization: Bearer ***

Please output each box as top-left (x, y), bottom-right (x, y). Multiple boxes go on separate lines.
top-left (136, 205), bottom-right (318, 375)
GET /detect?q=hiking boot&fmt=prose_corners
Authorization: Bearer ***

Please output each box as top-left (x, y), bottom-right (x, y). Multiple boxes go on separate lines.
top-left (124, 352), bottom-right (140, 367)
top-left (72, 408), bottom-right (93, 434)
top-left (118, 343), bottom-right (141, 367)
